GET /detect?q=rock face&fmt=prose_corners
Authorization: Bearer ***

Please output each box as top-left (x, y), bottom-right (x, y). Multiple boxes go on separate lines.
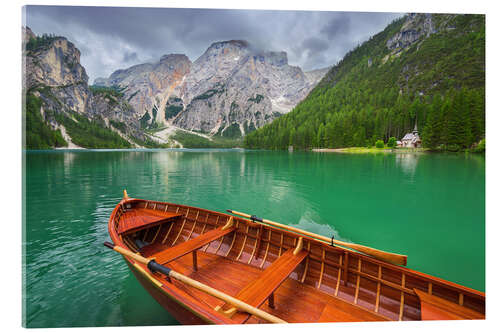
top-left (95, 54), bottom-right (192, 125)
top-left (95, 40), bottom-right (328, 137)
top-left (386, 13), bottom-right (437, 51)
top-left (23, 27), bottom-right (143, 146)
top-left (88, 93), bottom-right (136, 124)
top-left (24, 31), bottom-right (91, 115)
top-left (22, 26), bottom-right (36, 48)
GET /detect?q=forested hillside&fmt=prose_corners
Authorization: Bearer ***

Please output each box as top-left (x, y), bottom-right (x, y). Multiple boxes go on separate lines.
top-left (244, 14), bottom-right (485, 151)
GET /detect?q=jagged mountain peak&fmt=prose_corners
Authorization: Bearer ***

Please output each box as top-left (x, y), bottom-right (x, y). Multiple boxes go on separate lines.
top-left (201, 40), bottom-right (289, 67)
top-left (195, 40), bottom-right (250, 67)
top-left (159, 53), bottom-right (190, 63)
top-left (252, 51), bottom-right (288, 67)
top-left (208, 39), bottom-right (250, 49)
top-left (94, 39), bottom-right (329, 137)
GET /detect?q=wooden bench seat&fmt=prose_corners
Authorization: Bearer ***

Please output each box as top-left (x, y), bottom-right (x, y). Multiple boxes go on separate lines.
top-left (221, 248), bottom-right (308, 322)
top-left (150, 226), bottom-right (236, 265)
top-left (414, 289), bottom-right (485, 320)
top-left (118, 208), bottom-right (182, 235)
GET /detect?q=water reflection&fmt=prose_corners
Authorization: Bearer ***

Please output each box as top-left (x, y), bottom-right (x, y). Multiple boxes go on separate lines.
top-left (395, 153), bottom-right (420, 177)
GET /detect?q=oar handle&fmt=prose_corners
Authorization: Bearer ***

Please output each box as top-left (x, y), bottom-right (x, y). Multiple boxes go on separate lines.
top-left (104, 241), bottom-right (150, 265)
top-left (104, 242), bottom-right (172, 275)
top-left (226, 210), bottom-right (407, 266)
top-left (103, 242), bottom-right (287, 324)
top-left (227, 210), bottom-right (252, 219)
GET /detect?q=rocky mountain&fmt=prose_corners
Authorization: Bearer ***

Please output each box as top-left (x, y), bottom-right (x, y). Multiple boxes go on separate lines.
top-left (23, 27), bottom-right (159, 149)
top-left (24, 27), bottom-right (91, 115)
top-left (95, 40), bottom-right (328, 137)
top-left (245, 13), bottom-right (485, 151)
top-left (94, 54), bottom-right (192, 126)
top-left (385, 13), bottom-right (436, 52)
top-left (23, 26), bottom-right (328, 149)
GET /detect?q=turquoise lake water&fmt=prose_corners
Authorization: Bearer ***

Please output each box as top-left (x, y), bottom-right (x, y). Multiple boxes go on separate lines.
top-left (23, 149), bottom-right (485, 327)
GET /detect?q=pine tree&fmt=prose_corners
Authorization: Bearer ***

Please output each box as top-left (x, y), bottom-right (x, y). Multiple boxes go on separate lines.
top-left (422, 95), bottom-right (443, 149)
top-left (317, 123), bottom-right (325, 147)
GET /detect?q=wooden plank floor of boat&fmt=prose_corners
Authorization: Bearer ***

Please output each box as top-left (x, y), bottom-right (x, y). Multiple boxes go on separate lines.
top-left (155, 250), bottom-right (389, 323)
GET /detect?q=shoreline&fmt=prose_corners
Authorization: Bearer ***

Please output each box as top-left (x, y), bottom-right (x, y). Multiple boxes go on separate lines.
top-left (24, 147), bottom-right (483, 154)
top-left (312, 147), bottom-right (429, 154)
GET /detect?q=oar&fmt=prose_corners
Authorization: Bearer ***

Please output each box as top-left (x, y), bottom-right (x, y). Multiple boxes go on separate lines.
top-left (103, 242), bottom-right (287, 324)
top-left (226, 210), bottom-right (407, 266)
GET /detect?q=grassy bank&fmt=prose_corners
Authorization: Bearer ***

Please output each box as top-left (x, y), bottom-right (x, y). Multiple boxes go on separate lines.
top-left (172, 130), bottom-right (242, 148)
top-left (312, 147), bottom-right (429, 154)
top-left (312, 145), bottom-right (485, 154)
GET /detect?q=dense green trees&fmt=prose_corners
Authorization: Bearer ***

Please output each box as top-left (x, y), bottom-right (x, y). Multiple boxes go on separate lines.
top-left (139, 111), bottom-right (151, 128)
top-left (164, 105), bottom-right (183, 119)
top-left (172, 131), bottom-right (241, 148)
top-left (53, 111), bottom-right (132, 148)
top-left (245, 86), bottom-right (484, 151)
top-left (387, 137), bottom-right (396, 148)
top-left (89, 85), bottom-right (125, 101)
top-left (26, 33), bottom-right (61, 53)
top-left (422, 88), bottom-right (484, 151)
top-left (25, 92), bottom-right (132, 149)
top-left (244, 14), bottom-right (485, 152)
top-left (474, 138), bottom-right (485, 153)
top-left (25, 94), bottom-right (67, 149)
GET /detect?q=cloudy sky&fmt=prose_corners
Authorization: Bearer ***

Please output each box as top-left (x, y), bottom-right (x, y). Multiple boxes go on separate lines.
top-left (24, 6), bottom-right (403, 82)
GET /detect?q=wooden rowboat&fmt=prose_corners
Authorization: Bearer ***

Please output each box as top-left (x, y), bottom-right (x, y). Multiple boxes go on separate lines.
top-left (106, 191), bottom-right (485, 324)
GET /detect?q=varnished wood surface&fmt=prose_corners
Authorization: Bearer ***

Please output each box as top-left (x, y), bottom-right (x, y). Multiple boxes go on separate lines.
top-left (228, 210), bottom-right (407, 266)
top-left (107, 198), bottom-right (486, 324)
top-left (235, 248), bottom-right (307, 308)
top-left (318, 297), bottom-right (389, 322)
top-left (149, 226), bottom-right (236, 265)
top-left (227, 248), bottom-right (308, 323)
top-left (414, 289), bottom-right (485, 320)
top-left (164, 250), bottom-right (389, 323)
top-left (117, 208), bottom-right (182, 235)
top-left (126, 260), bottom-right (236, 325)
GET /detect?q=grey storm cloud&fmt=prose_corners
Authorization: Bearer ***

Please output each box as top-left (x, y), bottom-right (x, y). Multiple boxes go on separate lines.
top-left (321, 15), bottom-right (352, 40)
top-left (123, 51), bottom-right (139, 63)
top-left (24, 6), bottom-right (403, 82)
top-left (302, 37), bottom-right (330, 54)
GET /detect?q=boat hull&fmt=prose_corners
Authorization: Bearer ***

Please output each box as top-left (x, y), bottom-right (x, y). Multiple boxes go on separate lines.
top-left (126, 260), bottom-right (211, 325)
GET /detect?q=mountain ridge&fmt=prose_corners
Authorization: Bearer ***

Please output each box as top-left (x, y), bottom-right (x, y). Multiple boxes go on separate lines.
top-left (23, 26), bottom-right (329, 149)
top-left (244, 13), bottom-right (485, 151)
top-left (94, 39), bottom-right (329, 138)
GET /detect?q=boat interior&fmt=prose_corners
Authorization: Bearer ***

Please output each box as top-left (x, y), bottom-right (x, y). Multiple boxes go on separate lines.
top-left (112, 198), bottom-right (485, 324)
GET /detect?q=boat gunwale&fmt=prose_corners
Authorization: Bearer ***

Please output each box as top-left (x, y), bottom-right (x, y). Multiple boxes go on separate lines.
top-left (120, 197), bottom-right (485, 298)
top-left (108, 196), bottom-right (485, 323)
